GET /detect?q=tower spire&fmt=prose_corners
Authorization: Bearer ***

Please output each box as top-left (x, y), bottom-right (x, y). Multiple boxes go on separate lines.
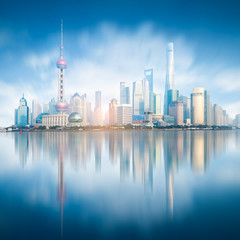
top-left (60, 19), bottom-right (63, 59)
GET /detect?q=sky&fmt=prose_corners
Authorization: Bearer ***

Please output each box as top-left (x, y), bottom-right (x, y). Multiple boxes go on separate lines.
top-left (1, 0), bottom-right (240, 126)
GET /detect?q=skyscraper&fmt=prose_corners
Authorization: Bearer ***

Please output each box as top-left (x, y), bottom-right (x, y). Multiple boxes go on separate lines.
top-left (164, 43), bottom-right (174, 115)
top-left (179, 95), bottom-right (191, 124)
top-left (204, 90), bottom-right (213, 126)
top-left (94, 91), bottom-right (103, 125)
top-left (109, 99), bottom-right (118, 125)
top-left (144, 69), bottom-right (153, 92)
top-left (153, 93), bottom-right (161, 114)
top-left (132, 80), bottom-right (144, 115)
top-left (169, 100), bottom-right (183, 125)
top-left (191, 88), bottom-right (205, 125)
top-left (167, 89), bottom-right (179, 115)
top-left (117, 105), bottom-right (132, 125)
top-left (15, 94), bottom-right (30, 126)
top-left (120, 82), bottom-right (130, 104)
top-left (32, 100), bottom-right (42, 124)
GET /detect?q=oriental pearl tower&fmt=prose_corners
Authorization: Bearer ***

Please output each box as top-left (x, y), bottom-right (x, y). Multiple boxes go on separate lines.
top-left (55, 20), bottom-right (68, 113)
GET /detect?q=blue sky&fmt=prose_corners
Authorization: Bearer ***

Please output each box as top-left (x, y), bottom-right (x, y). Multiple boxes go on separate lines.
top-left (1, 0), bottom-right (240, 126)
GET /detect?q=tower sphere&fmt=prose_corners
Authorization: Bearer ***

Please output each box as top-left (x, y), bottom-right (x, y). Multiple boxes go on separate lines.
top-left (55, 101), bottom-right (68, 112)
top-left (56, 59), bottom-right (67, 69)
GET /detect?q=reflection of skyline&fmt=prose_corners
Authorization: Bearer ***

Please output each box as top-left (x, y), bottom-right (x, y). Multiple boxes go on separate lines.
top-left (13, 130), bottom-right (234, 218)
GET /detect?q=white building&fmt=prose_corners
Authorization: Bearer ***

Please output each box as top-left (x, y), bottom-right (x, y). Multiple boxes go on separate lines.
top-left (32, 100), bottom-right (42, 124)
top-left (42, 113), bottom-right (69, 128)
top-left (109, 99), bottom-right (118, 125)
top-left (191, 88), bottom-right (205, 125)
top-left (117, 104), bottom-right (132, 125)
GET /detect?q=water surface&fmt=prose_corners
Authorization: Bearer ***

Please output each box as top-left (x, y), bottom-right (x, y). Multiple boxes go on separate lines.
top-left (0, 130), bottom-right (240, 239)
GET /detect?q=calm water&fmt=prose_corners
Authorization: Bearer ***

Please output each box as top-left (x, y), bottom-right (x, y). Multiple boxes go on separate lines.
top-left (0, 130), bottom-right (240, 240)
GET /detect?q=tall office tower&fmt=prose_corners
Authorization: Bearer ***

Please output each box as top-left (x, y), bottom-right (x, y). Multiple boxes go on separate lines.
top-left (132, 80), bottom-right (144, 115)
top-left (86, 101), bottom-right (93, 125)
top-left (55, 20), bottom-right (68, 113)
top-left (69, 93), bottom-right (88, 124)
top-left (42, 103), bottom-right (49, 113)
top-left (144, 69), bottom-right (153, 92)
top-left (120, 82), bottom-right (130, 104)
top-left (235, 114), bottom-right (240, 127)
top-left (49, 98), bottom-right (57, 114)
top-left (191, 88), bottom-right (205, 125)
top-left (179, 95), bottom-right (191, 123)
top-left (143, 78), bottom-right (150, 111)
top-left (94, 91), bottom-right (103, 125)
top-left (169, 100), bottom-right (183, 125)
top-left (15, 94), bottom-right (30, 126)
top-left (213, 104), bottom-right (223, 126)
top-left (204, 90), bottom-right (212, 126)
top-left (167, 89), bottom-right (179, 115)
top-left (164, 43), bottom-right (174, 115)
top-left (153, 93), bottom-right (161, 114)
top-left (117, 105), bottom-right (132, 125)
top-left (109, 99), bottom-right (118, 125)
top-left (32, 100), bottom-right (42, 124)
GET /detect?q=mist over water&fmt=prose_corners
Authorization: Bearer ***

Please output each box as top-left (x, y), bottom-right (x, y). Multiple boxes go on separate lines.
top-left (0, 130), bottom-right (240, 239)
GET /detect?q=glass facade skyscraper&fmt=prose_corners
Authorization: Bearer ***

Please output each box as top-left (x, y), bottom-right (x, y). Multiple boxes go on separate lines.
top-left (167, 89), bottom-right (179, 115)
top-left (15, 94), bottom-right (30, 126)
top-left (120, 82), bottom-right (130, 105)
top-left (164, 43), bottom-right (174, 115)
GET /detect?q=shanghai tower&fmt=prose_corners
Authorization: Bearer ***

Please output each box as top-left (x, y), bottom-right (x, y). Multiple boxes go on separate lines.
top-left (164, 42), bottom-right (174, 115)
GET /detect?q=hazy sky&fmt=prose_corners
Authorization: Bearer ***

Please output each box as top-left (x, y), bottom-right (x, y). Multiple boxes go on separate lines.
top-left (1, 0), bottom-right (240, 126)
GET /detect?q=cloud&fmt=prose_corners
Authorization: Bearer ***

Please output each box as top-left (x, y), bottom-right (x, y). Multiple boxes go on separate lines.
top-left (1, 22), bottom-right (240, 126)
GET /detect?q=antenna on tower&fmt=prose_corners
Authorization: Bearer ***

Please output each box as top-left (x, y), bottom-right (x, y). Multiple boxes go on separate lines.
top-left (60, 19), bottom-right (63, 59)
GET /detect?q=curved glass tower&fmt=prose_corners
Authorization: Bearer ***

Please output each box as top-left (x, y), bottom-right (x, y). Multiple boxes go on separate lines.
top-left (164, 43), bottom-right (174, 115)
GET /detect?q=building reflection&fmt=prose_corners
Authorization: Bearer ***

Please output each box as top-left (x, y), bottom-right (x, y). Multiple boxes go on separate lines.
top-left (13, 130), bottom-right (235, 220)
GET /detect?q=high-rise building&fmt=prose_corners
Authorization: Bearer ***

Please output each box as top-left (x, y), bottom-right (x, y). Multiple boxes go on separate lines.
top-left (86, 102), bottom-right (93, 125)
top-left (164, 43), bottom-right (174, 115)
top-left (32, 100), bottom-right (42, 124)
top-left (132, 80), bottom-right (144, 115)
top-left (117, 105), bottom-right (132, 125)
top-left (94, 91), bottom-right (103, 125)
top-left (153, 93), bottom-right (161, 114)
top-left (132, 78), bottom-right (149, 115)
top-left (15, 94), bottom-right (31, 126)
top-left (69, 93), bottom-right (88, 124)
top-left (109, 99), bottom-right (118, 125)
top-left (120, 82), bottom-right (130, 104)
top-left (167, 89), bottom-right (179, 115)
top-left (204, 90), bottom-right (213, 126)
top-left (191, 88), bottom-right (205, 125)
top-left (169, 100), bottom-right (183, 125)
top-left (144, 69), bottom-right (153, 92)
top-left (179, 95), bottom-right (191, 124)
top-left (42, 103), bottom-right (49, 113)
top-left (49, 98), bottom-right (57, 115)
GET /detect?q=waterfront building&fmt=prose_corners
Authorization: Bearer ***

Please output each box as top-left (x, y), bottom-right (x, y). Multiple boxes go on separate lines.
top-left (32, 100), bottom-right (42, 124)
top-left (143, 78), bottom-right (150, 111)
top-left (68, 112), bottom-right (83, 127)
top-left (109, 99), bottom-right (118, 125)
top-left (143, 111), bottom-right (153, 127)
top-left (15, 94), bottom-right (31, 126)
top-left (42, 103), bottom-right (49, 113)
top-left (163, 115), bottom-right (174, 125)
top-left (132, 115), bottom-right (144, 125)
top-left (94, 91), bottom-right (103, 125)
top-left (132, 80), bottom-right (144, 115)
top-left (167, 89), bottom-right (179, 115)
top-left (69, 93), bottom-right (88, 125)
top-left (164, 43), bottom-right (174, 115)
top-left (169, 100), bottom-right (184, 125)
top-left (191, 88), bottom-right (205, 125)
top-left (179, 95), bottom-right (191, 123)
top-left (213, 104), bottom-right (223, 126)
top-left (120, 82), bottom-right (130, 104)
top-left (86, 102), bottom-right (93, 125)
top-left (204, 90), bottom-right (213, 126)
top-left (153, 93), bottom-right (161, 114)
top-left (235, 114), bottom-right (240, 127)
top-left (42, 114), bottom-right (68, 128)
top-left (49, 98), bottom-right (58, 115)
top-left (117, 104), bottom-right (132, 125)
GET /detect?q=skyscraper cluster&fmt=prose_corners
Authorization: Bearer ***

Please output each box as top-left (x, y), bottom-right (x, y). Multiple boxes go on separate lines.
top-left (12, 23), bottom-right (239, 128)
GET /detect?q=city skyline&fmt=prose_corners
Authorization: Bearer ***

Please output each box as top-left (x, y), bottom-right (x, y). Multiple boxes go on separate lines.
top-left (1, 0), bottom-right (240, 126)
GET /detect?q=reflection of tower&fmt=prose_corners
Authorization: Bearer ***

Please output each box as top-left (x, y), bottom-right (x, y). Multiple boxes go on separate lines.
top-left (57, 133), bottom-right (66, 240)
top-left (94, 132), bottom-right (102, 172)
top-left (55, 20), bottom-right (68, 113)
